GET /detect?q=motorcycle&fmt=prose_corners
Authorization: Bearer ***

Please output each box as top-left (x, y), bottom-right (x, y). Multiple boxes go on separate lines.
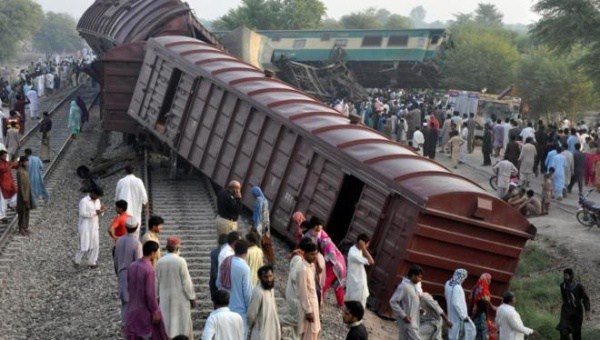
top-left (576, 189), bottom-right (600, 228)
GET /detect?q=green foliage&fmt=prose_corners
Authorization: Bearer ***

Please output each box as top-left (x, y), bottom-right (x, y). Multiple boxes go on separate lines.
top-left (409, 6), bottom-right (426, 27)
top-left (511, 245), bottom-right (561, 339)
top-left (384, 14), bottom-right (414, 29)
top-left (516, 48), bottom-right (598, 120)
top-left (212, 0), bottom-right (326, 30)
top-left (440, 27), bottom-right (520, 93)
top-left (0, 0), bottom-right (43, 61)
top-left (531, 0), bottom-right (600, 89)
top-left (339, 8), bottom-right (382, 29)
top-left (474, 3), bottom-right (504, 27)
top-left (33, 12), bottom-right (84, 56)
top-left (321, 18), bottom-right (344, 30)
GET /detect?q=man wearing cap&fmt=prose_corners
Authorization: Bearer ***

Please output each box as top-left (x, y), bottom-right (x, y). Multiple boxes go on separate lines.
top-left (156, 236), bottom-right (196, 339)
top-left (113, 216), bottom-right (142, 328)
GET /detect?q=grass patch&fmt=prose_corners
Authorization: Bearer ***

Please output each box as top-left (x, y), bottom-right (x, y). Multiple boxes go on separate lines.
top-left (511, 244), bottom-right (562, 339)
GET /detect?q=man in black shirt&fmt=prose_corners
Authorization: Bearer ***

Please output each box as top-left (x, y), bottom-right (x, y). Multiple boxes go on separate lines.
top-left (344, 300), bottom-right (368, 340)
top-left (216, 180), bottom-right (242, 236)
top-left (557, 268), bottom-right (591, 340)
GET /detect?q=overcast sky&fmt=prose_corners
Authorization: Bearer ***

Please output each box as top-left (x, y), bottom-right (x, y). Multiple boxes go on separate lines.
top-left (35, 0), bottom-right (539, 25)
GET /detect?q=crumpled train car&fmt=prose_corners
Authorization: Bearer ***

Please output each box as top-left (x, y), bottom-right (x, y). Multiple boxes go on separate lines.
top-left (77, 0), bottom-right (223, 132)
top-left (127, 36), bottom-right (537, 317)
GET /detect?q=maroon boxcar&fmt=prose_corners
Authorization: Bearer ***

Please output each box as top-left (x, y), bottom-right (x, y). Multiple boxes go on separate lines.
top-left (126, 36), bottom-right (536, 317)
top-left (77, 0), bottom-right (223, 133)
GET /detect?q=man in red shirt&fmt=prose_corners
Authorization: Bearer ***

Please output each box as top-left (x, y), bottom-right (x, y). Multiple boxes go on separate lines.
top-left (109, 200), bottom-right (130, 245)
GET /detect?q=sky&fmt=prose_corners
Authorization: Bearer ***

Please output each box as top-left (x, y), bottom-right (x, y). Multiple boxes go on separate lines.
top-left (35, 0), bottom-right (540, 25)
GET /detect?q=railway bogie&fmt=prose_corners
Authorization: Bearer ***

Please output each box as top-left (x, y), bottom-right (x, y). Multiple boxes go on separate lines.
top-left (125, 36), bottom-right (536, 317)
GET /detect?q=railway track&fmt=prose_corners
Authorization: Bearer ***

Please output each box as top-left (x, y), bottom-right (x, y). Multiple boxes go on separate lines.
top-left (0, 84), bottom-right (99, 251)
top-left (145, 162), bottom-right (293, 339)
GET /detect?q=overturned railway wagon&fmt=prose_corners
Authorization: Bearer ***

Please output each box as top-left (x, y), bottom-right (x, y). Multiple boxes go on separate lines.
top-left (77, 0), bottom-right (223, 132)
top-left (127, 36), bottom-right (536, 316)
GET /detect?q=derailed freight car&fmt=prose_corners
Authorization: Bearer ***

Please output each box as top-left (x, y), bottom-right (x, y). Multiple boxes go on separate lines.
top-left (127, 36), bottom-right (537, 317)
top-left (77, 0), bottom-right (223, 133)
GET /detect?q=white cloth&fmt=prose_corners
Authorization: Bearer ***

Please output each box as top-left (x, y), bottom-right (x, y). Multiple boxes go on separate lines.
top-left (26, 90), bottom-right (39, 118)
top-left (247, 285), bottom-right (282, 340)
top-left (45, 73), bottom-right (54, 90)
top-left (218, 244), bottom-right (235, 269)
top-left (36, 76), bottom-right (45, 97)
top-left (495, 304), bottom-right (533, 340)
top-left (412, 130), bottom-right (425, 149)
top-left (282, 254), bottom-right (303, 338)
top-left (0, 191), bottom-right (15, 219)
top-left (344, 245), bottom-right (370, 307)
top-left (444, 282), bottom-right (476, 340)
top-left (202, 306), bottom-right (244, 340)
top-left (389, 278), bottom-right (421, 337)
top-left (156, 252), bottom-right (196, 339)
top-left (74, 195), bottom-right (101, 265)
top-left (115, 174), bottom-right (148, 237)
top-left (519, 127), bottom-right (536, 142)
top-left (493, 160), bottom-right (518, 189)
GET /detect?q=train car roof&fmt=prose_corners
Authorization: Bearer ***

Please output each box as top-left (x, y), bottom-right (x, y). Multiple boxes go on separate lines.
top-left (147, 36), bottom-right (533, 235)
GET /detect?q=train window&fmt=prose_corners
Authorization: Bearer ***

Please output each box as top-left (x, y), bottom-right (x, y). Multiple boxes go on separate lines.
top-left (293, 39), bottom-right (306, 49)
top-left (321, 33), bottom-right (331, 41)
top-left (334, 39), bottom-right (348, 47)
top-left (156, 68), bottom-right (182, 130)
top-left (431, 35), bottom-right (441, 44)
top-left (388, 35), bottom-right (409, 47)
top-left (361, 35), bottom-right (383, 47)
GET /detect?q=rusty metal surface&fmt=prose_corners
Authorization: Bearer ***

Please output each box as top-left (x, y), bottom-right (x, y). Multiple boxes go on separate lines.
top-left (77, 0), bottom-right (223, 56)
top-left (126, 35), bottom-right (536, 317)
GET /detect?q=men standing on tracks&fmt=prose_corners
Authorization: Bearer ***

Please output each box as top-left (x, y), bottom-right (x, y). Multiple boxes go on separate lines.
top-left (73, 186), bottom-right (107, 269)
top-left (24, 149), bottom-right (48, 205)
top-left (203, 290), bottom-right (244, 340)
top-left (217, 239), bottom-right (253, 337)
top-left (568, 143), bottom-right (585, 196)
top-left (247, 265), bottom-right (281, 340)
top-left (108, 200), bottom-right (130, 249)
top-left (126, 240), bottom-right (168, 339)
top-left (390, 265), bottom-right (423, 340)
top-left (26, 87), bottom-right (39, 120)
top-left (493, 158), bottom-right (518, 199)
top-left (557, 268), bottom-right (591, 340)
top-left (5, 121), bottom-right (19, 161)
top-left (115, 164), bottom-right (148, 238)
top-left (445, 269), bottom-right (476, 340)
top-left (345, 233), bottom-right (374, 308)
top-left (216, 180), bottom-right (242, 236)
top-left (113, 216), bottom-right (142, 328)
top-left (16, 156), bottom-right (32, 236)
top-left (297, 238), bottom-right (321, 340)
top-left (156, 236), bottom-right (196, 339)
top-left (39, 111), bottom-right (52, 163)
top-left (141, 215), bottom-right (164, 261)
top-left (0, 150), bottom-right (17, 223)
top-left (518, 138), bottom-right (537, 188)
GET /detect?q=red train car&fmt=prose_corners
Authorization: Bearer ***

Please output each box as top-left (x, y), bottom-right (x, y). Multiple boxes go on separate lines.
top-left (77, 0), bottom-right (223, 133)
top-left (126, 36), bottom-right (536, 316)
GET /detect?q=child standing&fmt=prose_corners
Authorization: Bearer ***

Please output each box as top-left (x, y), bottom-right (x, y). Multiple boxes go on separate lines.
top-left (542, 167), bottom-right (555, 215)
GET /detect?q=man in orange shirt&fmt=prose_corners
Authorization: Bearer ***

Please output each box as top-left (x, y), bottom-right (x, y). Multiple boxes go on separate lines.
top-left (109, 200), bottom-right (130, 250)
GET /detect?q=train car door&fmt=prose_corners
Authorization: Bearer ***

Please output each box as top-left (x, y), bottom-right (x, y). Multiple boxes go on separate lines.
top-left (326, 174), bottom-right (365, 245)
top-left (270, 138), bottom-right (313, 236)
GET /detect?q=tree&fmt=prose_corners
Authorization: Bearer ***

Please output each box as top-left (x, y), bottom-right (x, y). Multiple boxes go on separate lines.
top-left (212, 0), bottom-right (326, 30)
top-left (440, 29), bottom-right (520, 93)
top-left (531, 0), bottom-right (600, 88)
top-left (0, 0), bottom-right (43, 61)
top-left (33, 12), bottom-right (84, 57)
top-left (384, 14), bottom-right (414, 29)
top-left (409, 6), bottom-right (426, 27)
top-left (340, 8), bottom-right (382, 29)
top-left (516, 48), bottom-right (598, 120)
top-left (474, 3), bottom-right (503, 27)
top-left (321, 18), bottom-right (344, 29)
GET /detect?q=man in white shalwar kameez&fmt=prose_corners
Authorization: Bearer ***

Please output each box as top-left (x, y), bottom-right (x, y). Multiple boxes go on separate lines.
top-left (390, 265), bottom-right (423, 340)
top-left (283, 247), bottom-right (304, 340)
top-left (445, 268), bottom-right (476, 340)
top-left (297, 240), bottom-right (320, 340)
top-left (36, 74), bottom-right (45, 97)
top-left (495, 291), bottom-right (535, 340)
top-left (73, 187), bottom-right (106, 267)
top-left (248, 265), bottom-right (281, 340)
top-left (115, 165), bottom-right (148, 238)
top-left (345, 234), bottom-right (374, 308)
top-left (26, 89), bottom-right (39, 119)
top-left (156, 236), bottom-right (196, 339)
